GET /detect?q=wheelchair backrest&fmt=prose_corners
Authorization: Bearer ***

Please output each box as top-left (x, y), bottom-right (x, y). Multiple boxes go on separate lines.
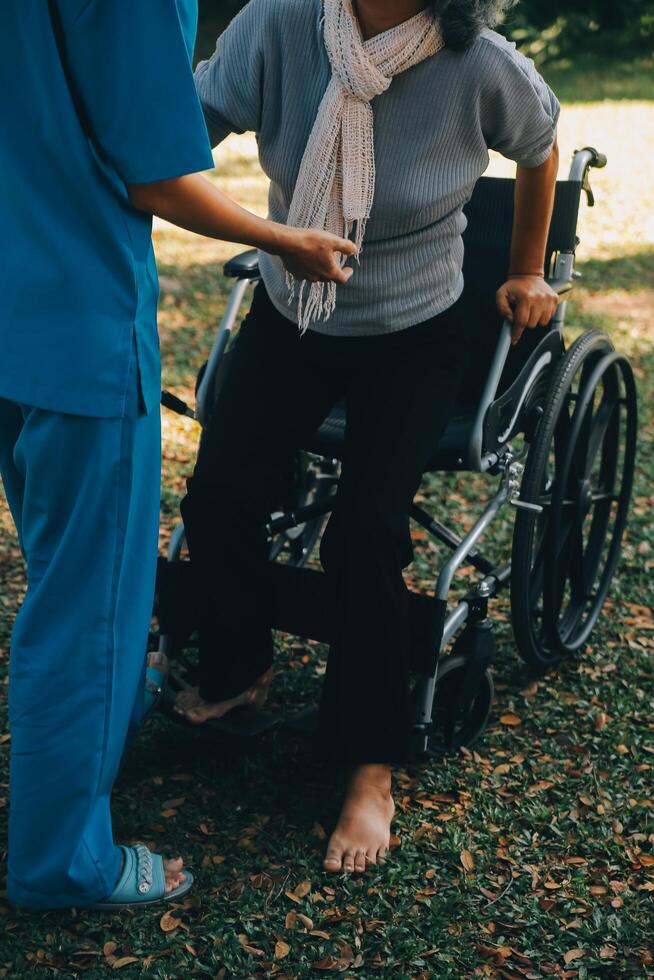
top-left (453, 170), bottom-right (586, 470)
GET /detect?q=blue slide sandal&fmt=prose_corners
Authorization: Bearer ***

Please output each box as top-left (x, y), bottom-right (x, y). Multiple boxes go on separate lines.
top-left (90, 844), bottom-right (194, 910)
top-left (143, 652), bottom-right (168, 723)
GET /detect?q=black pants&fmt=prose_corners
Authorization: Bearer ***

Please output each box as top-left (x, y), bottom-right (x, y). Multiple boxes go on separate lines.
top-left (181, 282), bottom-right (471, 764)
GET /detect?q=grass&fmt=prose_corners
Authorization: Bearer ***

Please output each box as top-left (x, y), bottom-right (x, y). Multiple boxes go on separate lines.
top-left (542, 57), bottom-right (654, 103)
top-left (1, 63), bottom-right (653, 980)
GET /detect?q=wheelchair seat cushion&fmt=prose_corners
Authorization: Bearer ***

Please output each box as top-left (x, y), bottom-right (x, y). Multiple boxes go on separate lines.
top-left (303, 399), bottom-right (476, 470)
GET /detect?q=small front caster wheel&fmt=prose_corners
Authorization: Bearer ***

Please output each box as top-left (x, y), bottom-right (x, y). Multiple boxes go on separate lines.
top-left (425, 654), bottom-right (495, 756)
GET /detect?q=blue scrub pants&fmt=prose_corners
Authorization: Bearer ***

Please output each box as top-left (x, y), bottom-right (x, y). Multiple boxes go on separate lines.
top-left (0, 346), bottom-right (161, 908)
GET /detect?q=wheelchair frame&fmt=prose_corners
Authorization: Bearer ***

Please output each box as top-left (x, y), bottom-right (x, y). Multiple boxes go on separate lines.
top-left (159, 147), bottom-right (636, 756)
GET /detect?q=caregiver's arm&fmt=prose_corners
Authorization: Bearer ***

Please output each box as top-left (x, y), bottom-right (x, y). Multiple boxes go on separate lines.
top-left (496, 139), bottom-right (560, 345)
top-left (128, 174), bottom-right (356, 285)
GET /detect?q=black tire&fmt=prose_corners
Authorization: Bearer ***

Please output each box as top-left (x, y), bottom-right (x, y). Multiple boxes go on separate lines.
top-left (511, 330), bottom-right (637, 674)
top-left (424, 655), bottom-right (495, 755)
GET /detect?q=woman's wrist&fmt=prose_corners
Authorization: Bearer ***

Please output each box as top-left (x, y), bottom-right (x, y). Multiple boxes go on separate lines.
top-left (507, 271), bottom-right (545, 279)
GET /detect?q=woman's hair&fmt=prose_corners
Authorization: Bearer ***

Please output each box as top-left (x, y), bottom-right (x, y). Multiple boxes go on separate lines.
top-left (433, 0), bottom-right (518, 50)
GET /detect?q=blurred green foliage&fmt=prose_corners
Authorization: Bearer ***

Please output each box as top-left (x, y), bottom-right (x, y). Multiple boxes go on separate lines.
top-left (504, 0), bottom-right (654, 65)
top-left (199, 0), bottom-right (654, 64)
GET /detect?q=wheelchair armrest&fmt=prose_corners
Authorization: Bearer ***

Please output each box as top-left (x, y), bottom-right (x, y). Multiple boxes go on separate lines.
top-left (546, 277), bottom-right (574, 299)
top-left (223, 249), bottom-right (260, 280)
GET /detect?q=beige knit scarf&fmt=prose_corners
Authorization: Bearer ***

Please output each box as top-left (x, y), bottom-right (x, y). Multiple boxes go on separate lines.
top-left (286, 0), bottom-right (443, 333)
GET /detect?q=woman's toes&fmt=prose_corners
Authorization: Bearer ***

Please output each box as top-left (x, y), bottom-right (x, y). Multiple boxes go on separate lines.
top-left (354, 850), bottom-right (367, 873)
top-left (323, 848), bottom-right (343, 872)
top-left (377, 847), bottom-right (388, 865)
top-left (365, 850), bottom-right (378, 867)
top-left (342, 850), bottom-right (356, 873)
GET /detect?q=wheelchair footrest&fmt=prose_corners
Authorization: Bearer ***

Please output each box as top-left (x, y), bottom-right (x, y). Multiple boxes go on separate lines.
top-left (200, 707), bottom-right (281, 738)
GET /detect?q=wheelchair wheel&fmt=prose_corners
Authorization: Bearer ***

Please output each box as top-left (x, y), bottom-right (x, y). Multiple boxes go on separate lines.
top-left (511, 329), bottom-right (637, 674)
top-left (424, 655), bottom-right (495, 755)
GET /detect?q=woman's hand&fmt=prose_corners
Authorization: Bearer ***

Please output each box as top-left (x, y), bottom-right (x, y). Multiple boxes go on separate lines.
top-left (496, 275), bottom-right (560, 346)
top-left (273, 227), bottom-right (358, 285)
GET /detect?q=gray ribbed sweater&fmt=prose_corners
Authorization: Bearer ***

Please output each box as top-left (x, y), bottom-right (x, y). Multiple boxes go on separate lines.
top-left (195, 0), bottom-right (560, 335)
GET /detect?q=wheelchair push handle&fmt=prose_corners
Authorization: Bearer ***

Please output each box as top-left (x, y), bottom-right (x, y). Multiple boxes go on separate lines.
top-left (569, 146), bottom-right (607, 179)
top-left (569, 146), bottom-right (607, 208)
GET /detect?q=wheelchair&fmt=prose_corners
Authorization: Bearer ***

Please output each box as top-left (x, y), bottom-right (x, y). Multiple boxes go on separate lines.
top-left (157, 146), bottom-right (637, 758)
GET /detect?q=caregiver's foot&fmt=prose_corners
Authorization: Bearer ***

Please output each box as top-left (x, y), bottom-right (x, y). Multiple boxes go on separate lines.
top-left (323, 764), bottom-right (394, 874)
top-left (173, 668), bottom-right (273, 725)
top-left (115, 854), bottom-right (186, 893)
top-left (163, 856), bottom-right (186, 893)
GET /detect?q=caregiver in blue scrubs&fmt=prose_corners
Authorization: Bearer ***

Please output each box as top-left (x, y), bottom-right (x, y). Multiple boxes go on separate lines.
top-left (0, 0), bottom-right (355, 911)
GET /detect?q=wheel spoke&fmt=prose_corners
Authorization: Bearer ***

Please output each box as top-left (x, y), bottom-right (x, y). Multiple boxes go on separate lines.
top-left (553, 512), bottom-right (576, 560)
top-left (567, 522), bottom-right (587, 600)
top-left (583, 397), bottom-right (617, 479)
top-left (543, 520), bottom-right (573, 631)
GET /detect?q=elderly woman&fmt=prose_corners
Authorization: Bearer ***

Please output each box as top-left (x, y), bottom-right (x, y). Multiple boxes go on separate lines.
top-left (173, 0), bottom-right (561, 874)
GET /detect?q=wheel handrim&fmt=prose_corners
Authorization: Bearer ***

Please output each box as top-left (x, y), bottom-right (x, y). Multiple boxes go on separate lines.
top-left (528, 352), bottom-right (637, 657)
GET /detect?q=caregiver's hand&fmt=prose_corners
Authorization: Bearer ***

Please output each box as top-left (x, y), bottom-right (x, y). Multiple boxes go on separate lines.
top-left (128, 173), bottom-right (355, 285)
top-left (274, 227), bottom-right (357, 285)
top-left (496, 275), bottom-right (559, 346)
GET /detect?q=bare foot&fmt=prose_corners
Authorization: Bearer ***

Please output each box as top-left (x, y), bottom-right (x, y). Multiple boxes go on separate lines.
top-left (163, 856), bottom-right (186, 893)
top-left (323, 764), bottom-right (395, 874)
top-left (173, 668), bottom-right (273, 725)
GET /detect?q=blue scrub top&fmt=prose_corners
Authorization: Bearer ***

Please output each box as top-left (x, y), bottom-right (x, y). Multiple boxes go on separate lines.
top-left (0, 0), bottom-right (214, 417)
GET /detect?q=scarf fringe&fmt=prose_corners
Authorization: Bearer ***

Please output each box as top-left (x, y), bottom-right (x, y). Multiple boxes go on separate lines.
top-left (284, 0), bottom-right (443, 335)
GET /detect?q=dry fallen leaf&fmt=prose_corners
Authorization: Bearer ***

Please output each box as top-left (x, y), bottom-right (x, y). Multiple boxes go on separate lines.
top-left (564, 948), bottom-right (586, 964)
top-left (493, 763), bottom-right (512, 776)
top-left (312, 956), bottom-right (341, 971)
top-left (460, 849), bottom-right (475, 871)
top-left (159, 911), bottom-right (182, 933)
top-left (112, 957), bottom-right (139, 970)
top-left (238, 935), bottom-right (264, 957)
top-left (275, 940), bottom-right (291, 960)
top-left (499, 713), bottom-right (522, 726)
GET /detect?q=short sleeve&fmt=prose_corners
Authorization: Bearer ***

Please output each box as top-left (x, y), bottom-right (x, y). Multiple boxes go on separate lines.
top-left (480, 37), bottom-right (561, 168)
top-left (56, 0), bottom-right (214, 184)
top-left (194, 0), bottom-right (266, 146)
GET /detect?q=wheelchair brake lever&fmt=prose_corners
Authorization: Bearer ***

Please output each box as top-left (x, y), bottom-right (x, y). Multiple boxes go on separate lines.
top-left (504, 459), bottom-right (544, 515)
top-left (509, 498), bottom-right (545, 514)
